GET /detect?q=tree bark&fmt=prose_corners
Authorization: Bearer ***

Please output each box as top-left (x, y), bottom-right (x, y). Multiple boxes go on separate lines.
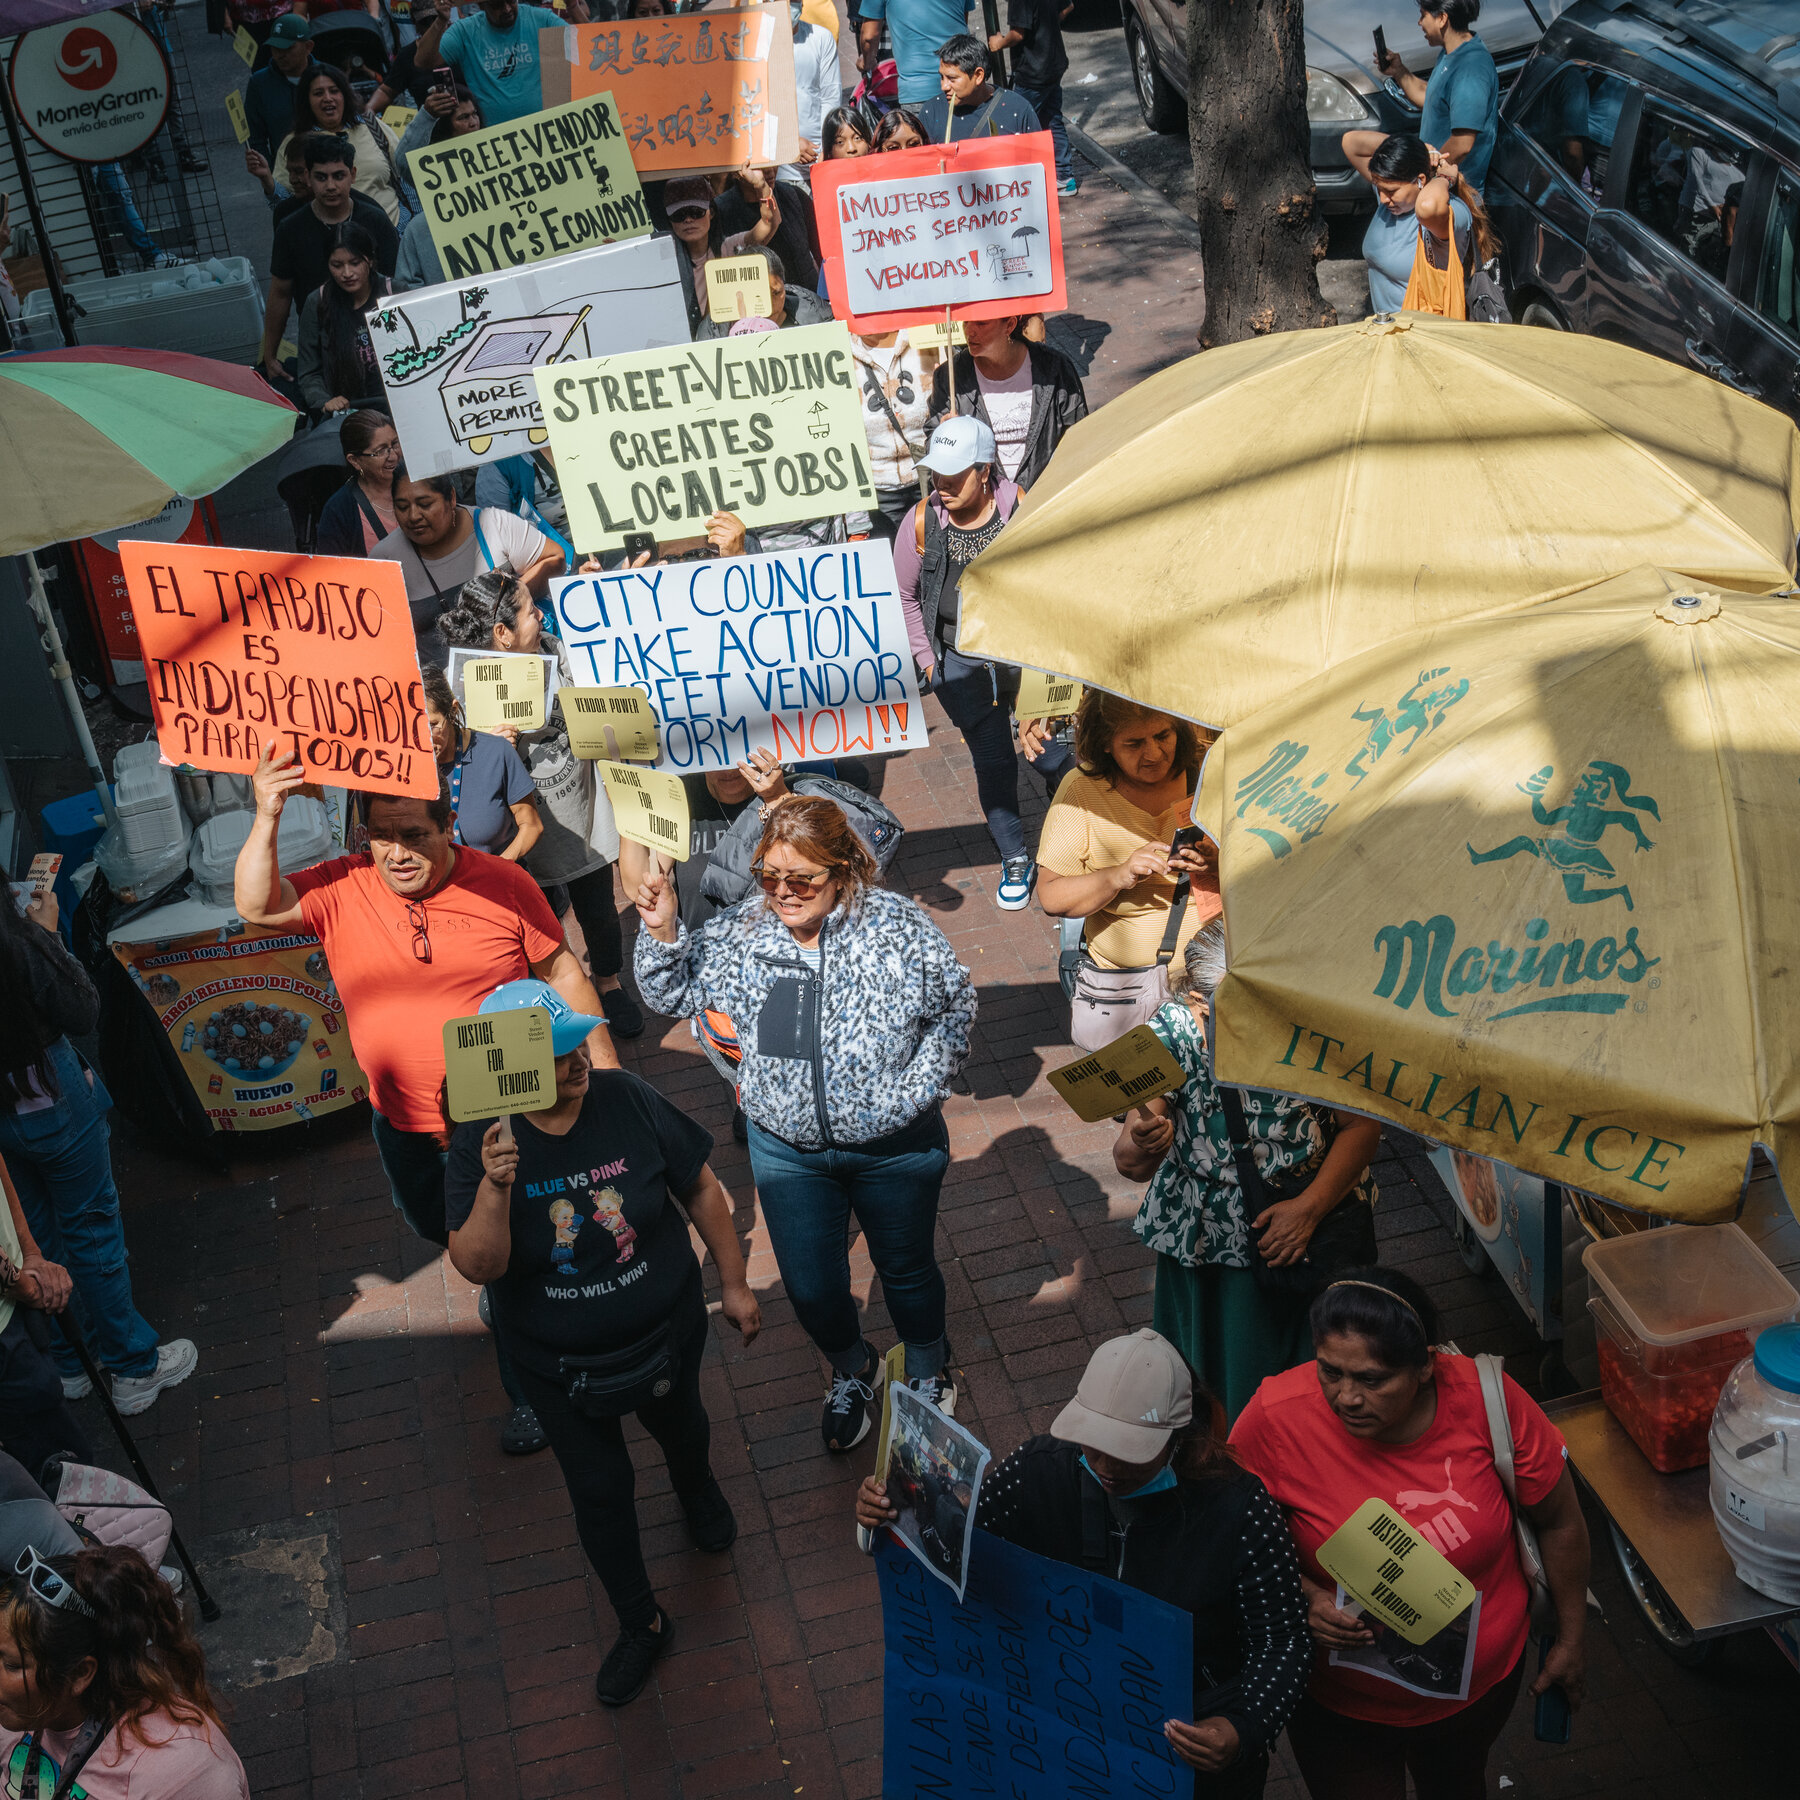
top-left (1187, 0), bottom-right (1335, 346)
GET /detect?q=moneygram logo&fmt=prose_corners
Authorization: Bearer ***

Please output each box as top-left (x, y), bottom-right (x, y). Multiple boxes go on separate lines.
top-left (54, 27), bottom-right (116, 91)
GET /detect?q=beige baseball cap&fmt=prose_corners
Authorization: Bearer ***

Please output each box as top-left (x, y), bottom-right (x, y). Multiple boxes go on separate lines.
top-left (1050, 1329), bottom-right (1194, 1463)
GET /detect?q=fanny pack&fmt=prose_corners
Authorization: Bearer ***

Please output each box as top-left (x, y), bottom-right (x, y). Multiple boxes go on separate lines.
top-left (559, 1320), bottom-right (674, 1418)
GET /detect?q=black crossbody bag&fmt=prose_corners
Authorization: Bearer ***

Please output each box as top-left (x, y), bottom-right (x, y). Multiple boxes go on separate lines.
top-left (560, 1321), bottom-right (675, 1418)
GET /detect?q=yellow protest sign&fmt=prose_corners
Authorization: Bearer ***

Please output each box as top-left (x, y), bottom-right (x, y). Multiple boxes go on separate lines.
top-left (538, 322), bottom-right (878, 548)
top-left (411, 92), bottom-right (649, 280)
top-left (233, 25), bottom-right (257, 67)
top-left (441, 1007), bottom-right (558, 1123)
top-left (462, 653), bottom-right (546, 732)
top-left (706, 254), bottom-right (773, 326)
top-left (1317, 1499), bottom-right (1477, 1647)
top-left (1014, 670), bottom-right (1083, 718)
top-left (596, 761), bottom-right (689, 860)
top-left (908, 319), bottom-right (966, 350)
top-left (224, 90), bottom-right (249, 145)
top-left (1047, 1024), bottom-right (1187, 1123)
top-left (383, 104), bottom-right (419, 135)
top-left (560, 687), bottom-right (659, 762)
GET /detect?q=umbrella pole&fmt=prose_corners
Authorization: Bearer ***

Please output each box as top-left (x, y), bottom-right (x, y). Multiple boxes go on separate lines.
top-left (22, 551), bottom-right (120, 834)
top-left (0, 81), bottom-right (78, 349)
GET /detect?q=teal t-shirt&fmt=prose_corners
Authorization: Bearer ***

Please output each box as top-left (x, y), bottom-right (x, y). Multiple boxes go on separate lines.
top-left (1420, 33), bottom-right (1499, 193)
top-left (441, 4), bottom-right (563, 125)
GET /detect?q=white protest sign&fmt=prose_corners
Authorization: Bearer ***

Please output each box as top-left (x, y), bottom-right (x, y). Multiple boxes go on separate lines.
top-left (552, 540), bottom-right (929, 772)
top-left (368, 237), bottom-right (688, 473)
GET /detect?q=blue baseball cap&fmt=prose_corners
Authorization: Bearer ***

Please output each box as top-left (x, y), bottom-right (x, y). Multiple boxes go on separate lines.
top-left (479, 980), bottom-right (603, 1056)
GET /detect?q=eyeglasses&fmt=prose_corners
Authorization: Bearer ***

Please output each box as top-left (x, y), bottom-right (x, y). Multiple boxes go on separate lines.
top-left (753, 865), bottom-right (832, 898)
top-left (667, 205), bottom-right (709, 224)
top-left (13, 1547), bottom-right (95, 1619)
top-left (351, 442), bottom-right (401, 461)
top-left (405, 899), bottom-right (432, 964)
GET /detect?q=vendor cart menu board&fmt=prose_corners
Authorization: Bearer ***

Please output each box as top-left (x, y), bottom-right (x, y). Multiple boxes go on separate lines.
top-left (113, 923), bottom-right (368, 1132)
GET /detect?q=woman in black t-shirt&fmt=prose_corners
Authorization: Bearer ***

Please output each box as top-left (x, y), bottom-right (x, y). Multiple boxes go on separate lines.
top-left (445, 981), bottom-right (760, 1709)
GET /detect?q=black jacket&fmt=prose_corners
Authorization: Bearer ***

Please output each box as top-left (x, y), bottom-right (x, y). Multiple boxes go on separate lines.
top-left (924, 340), bottom-right (1089, 491)
top-left (976, 1435), bottom-right (1311, 1757)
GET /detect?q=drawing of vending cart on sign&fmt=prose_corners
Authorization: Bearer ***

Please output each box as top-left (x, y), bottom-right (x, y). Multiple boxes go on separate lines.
top-left (984, 225), bottom-right (1041, 281)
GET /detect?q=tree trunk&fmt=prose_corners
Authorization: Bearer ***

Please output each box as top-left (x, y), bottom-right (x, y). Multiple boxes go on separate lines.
top-left (1187, 0), bottom-right (1335, 346)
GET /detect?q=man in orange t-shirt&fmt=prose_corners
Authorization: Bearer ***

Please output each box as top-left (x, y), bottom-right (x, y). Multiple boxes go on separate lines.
top-left (235, 744), bottom-right (618, 1453)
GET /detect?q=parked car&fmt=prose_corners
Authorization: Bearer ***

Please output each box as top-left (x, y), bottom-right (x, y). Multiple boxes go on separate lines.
top-left (1489, 0), bottom-right (1800, 419)
top-left (1122, 0), bottom-right (1569, 212)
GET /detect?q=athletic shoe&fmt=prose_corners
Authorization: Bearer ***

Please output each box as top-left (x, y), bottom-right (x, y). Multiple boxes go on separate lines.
top-left (996, 854), bottom-right (1036, 910)
top-left (500, 1402), bottom-right (549, 1456)
top-left (601, 985), bottom-right (644, 1039)
top-left (595, 1607), bottom-right (673, 1707)
top-left (1059, 177), bottom-right (1079, 196)
top-left (160, 1562), bottom-right (185, 1595)
top-left (905, 1367), bottom-right (959, 1418)
top-left (60, 1372), bottom-right (93, 1402)
top-left (111, 1340), bottom-right (198, 1417)
top-left (821, 1345), bottom-right (884, 1453)
top-left (679, 1476), bottom-right (738, 1552)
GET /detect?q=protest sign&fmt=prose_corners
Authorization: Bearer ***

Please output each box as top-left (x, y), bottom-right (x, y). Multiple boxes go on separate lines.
top-left (706, 254), bottom-right (773, 325)
top-left (553, 541), bottom-right (928, 771)
top-left (225, 90), bottom-right (249, 145)
top-left (462, 652), bottom-right (546, 731)
top-left (411, 92), bottom-right (649, 280)
top-left (113, 922), bottom-right (369, 1133)
top-left (119, 543), bottom-right (433, 799)
top-left (538, 8), bottom-right (799, 175)
top-left (537, 322), bottom-right (878, 548)
top-left (882, 1384), bottom-right (990, 1600)
top-left (368, 237), bottom-right (687, 474)
top-left (1013, 669), bottom-right (1082, 718)
top-left (908, 318), bottom-right (966, 350)
top-left (812, 135), bottom-right (1067, 333)
top-left (382, 104), bottom-right (419, 135)
top-left (559, 687), bottom-right (660, 761)
top-left (877, 1528), bottom-right (1192, 1800)
top-left (1047, 1024), bottom-right (1187, 1123)
top-left (233, 25), bottom-right (256, 66)
top-left (441, 1007), bottom-right (558, 1123)
top-left (596, 761), bottom-right (689, 859)
top-left (1317, 1497), bottom-right (1477, 1647)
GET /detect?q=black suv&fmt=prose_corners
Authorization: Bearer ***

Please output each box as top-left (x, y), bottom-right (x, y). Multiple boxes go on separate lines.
top-left (1490, 0), bottom-right (1800, 419)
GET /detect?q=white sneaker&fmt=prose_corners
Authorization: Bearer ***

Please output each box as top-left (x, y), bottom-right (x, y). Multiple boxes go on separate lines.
top-left (61, 1372), bottom-right (93, 1402)
top-left (111, 1340), bottom-right (198, 1416)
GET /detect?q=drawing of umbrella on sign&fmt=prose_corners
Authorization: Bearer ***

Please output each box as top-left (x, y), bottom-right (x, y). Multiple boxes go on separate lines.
top-left (806, 401), bottom-right (830, 440)
top-left (999, 225), bottom-right (1039, 277)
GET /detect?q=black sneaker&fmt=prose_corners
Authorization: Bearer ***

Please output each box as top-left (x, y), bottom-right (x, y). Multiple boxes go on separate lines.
top-left (679, 1475), bottom-right (738, 1552)
top-left (500, 1401), bottom-right (548, 1456)
top-left (594, 1607), bottom-right (673, 1707)
top-left (601, 985), bottom-right (644, 1039)
top-left (905, 1367), bottom-right (959, 1417)
top-left (821, 1346), bottom-right (883, 1453)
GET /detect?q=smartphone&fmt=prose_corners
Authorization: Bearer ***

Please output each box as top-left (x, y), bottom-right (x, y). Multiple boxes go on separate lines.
top-left (1374, 24), bottom-right (1389, 63)
top-left (1169, 824), bottom-right (1204, 858)
top-left (1533, 1637), bottom-right (1572, 1744)
top-left (622, 531), bottom-right (658, 562)
top-left (428, 67), bottom-right (456, 95)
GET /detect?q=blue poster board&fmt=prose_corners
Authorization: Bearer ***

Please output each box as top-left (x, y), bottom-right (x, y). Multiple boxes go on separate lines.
top-left (879, 1526), bottom-right (1195, 1800)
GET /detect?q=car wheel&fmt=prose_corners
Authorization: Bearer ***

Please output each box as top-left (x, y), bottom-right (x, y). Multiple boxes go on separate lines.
top-left (1125, 10), bottom-right (1187, 135)
top-left (1519, 299), bottom-right (1567, 331)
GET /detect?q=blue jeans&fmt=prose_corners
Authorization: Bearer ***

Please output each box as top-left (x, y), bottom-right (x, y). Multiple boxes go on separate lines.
top-left (0, 1041), bottom-right (159, 1379)
top-left (747, 1109), bottom-right (950, 1379)
top-left (1014, 81), bottom-right (1071, 181)
top-left (92, 164), bottom-right (161, 262)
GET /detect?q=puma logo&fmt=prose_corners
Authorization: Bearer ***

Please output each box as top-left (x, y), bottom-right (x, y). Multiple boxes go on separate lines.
top-left (1394, 1458), bottom-right (1478, 1516)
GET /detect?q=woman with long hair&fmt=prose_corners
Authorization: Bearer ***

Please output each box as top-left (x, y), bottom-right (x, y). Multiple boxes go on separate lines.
top-left (315, 409), bottom-right (401, 556)
top-left (1341, 130), bottom-right (1498, 316)
top-left (296, 223), bottom-right (391, 417)
top-left (822, 105), bottom-right (872, 159)
top-left (0, 1545), bottom-right (247, 1796)
top-left (872, 105), bottom-right (930, 153)
top-left (275, 63), bottom-right (406, 223)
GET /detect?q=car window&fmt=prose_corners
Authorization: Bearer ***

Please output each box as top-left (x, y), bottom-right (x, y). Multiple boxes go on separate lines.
top-left (1516, 64), bottom-right (1630, 198)
top-left (1626, 104), bottom-right (1751, 281)
top-left (1752, 167), bottom-right (1800, 339)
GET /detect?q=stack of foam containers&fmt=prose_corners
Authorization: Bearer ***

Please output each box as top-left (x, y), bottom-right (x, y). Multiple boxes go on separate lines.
top-left (96, 743), bottom-right (192, 899)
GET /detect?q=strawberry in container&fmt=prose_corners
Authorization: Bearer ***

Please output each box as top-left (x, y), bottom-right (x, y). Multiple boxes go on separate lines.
top-left (1584, 1224), bottom-right (1798, 1474)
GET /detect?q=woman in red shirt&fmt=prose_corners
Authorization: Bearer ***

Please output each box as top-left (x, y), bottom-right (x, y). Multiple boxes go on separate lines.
top-left (1230, 1268), bottom-right (1589, 1800)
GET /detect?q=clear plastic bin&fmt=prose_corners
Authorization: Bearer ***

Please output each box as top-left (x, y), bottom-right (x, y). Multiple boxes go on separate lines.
top-left (1710, 1323), bottom-right (1800, 1604)
top-left (1584, 1225), bottom-right (1798, 1473)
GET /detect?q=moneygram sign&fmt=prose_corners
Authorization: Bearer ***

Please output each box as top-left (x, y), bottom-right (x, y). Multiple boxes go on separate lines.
top-left (8, 13), bottom-right (170, 164)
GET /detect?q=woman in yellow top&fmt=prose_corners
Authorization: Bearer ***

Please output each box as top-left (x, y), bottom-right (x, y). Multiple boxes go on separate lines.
top-left (276, 65), bottom-right (406, 226)
top-left (1036, 691), bottom-right (1218, 1050)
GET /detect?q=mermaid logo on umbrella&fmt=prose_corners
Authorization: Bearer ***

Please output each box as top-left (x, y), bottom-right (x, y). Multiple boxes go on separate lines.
top-left (1467, 761), bottom-right (1660, 911)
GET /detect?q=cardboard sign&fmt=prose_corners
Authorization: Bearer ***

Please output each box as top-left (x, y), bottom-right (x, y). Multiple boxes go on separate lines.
top-left (705, 254), bottom-right (773, 325)
top-left (1047, 1023), bottom-right (1187, 1122)
top-left (908, 318), bottom-right (966, 350)
top-left (813, 135), bottom-right (1068, 333)
top-left (411, 92), bottom-right (650, 280)
top-left (1013, 669), bottom-right (1082, 717)
top-left (538, 321), bottom-right (878, 548)
top-left (553, 541), bottom-right (929, 771)
top-left (462, 652), bottom-right (547, 731)
top-left (383, 104), bottom-right (419, 135)
top-left (367, 237), bottom-right (688, 474)
top-left (233, 25), bottom-right (257, 66)
top-left (538, 8), bottom-right (799, 175)
top-left (559, 686), bottom-right (660, 761)
top-left (225, 90), bottom-right (250, 145)
top-left (441, 1006), bottom-right (558, 1123)
top-left (1317, 1498), bottom-right (1478, 1647)
top-left (596, 760), bottom-right (689, 859)
top-left (120, 543), bottom-right (434, 798)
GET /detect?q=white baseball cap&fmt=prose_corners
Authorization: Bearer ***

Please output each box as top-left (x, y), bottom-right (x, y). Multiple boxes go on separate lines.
top-left (917, 414), bottom-right (997, 477)
top-left (1050, 1329), bottom-right (1194, 1462)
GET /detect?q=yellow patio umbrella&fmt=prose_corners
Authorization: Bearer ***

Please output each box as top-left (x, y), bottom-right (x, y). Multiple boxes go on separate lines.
top-left (958, 315), bottom-right (1800, 729)
top-left (1193, 566), bottom-right (1800, 1223)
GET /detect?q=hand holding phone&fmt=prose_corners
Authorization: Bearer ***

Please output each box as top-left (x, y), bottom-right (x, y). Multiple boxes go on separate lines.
top-left (622, 531), bottom-right (658, 564)
top-left (1533, 1636), bottom-right (1573, 1743)
top-left (1374, 24), bottom-right (1389, 66)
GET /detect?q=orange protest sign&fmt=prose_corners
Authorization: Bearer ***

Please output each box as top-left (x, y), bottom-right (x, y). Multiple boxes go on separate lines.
top-left (538, 7), bottom-right (799, 175)
top-left (120, 543), bottom-right (435, 799)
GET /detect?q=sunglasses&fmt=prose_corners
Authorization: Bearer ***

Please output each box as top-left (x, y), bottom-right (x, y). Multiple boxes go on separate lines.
top-left (667, 205), bottom-right (710, 224)
top-left (13, 1547), bottom-right (95, 1619)
top-left (406, 899), bottom-right (432, 964)
top-left (753, 865), bottom-right (832, 899)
